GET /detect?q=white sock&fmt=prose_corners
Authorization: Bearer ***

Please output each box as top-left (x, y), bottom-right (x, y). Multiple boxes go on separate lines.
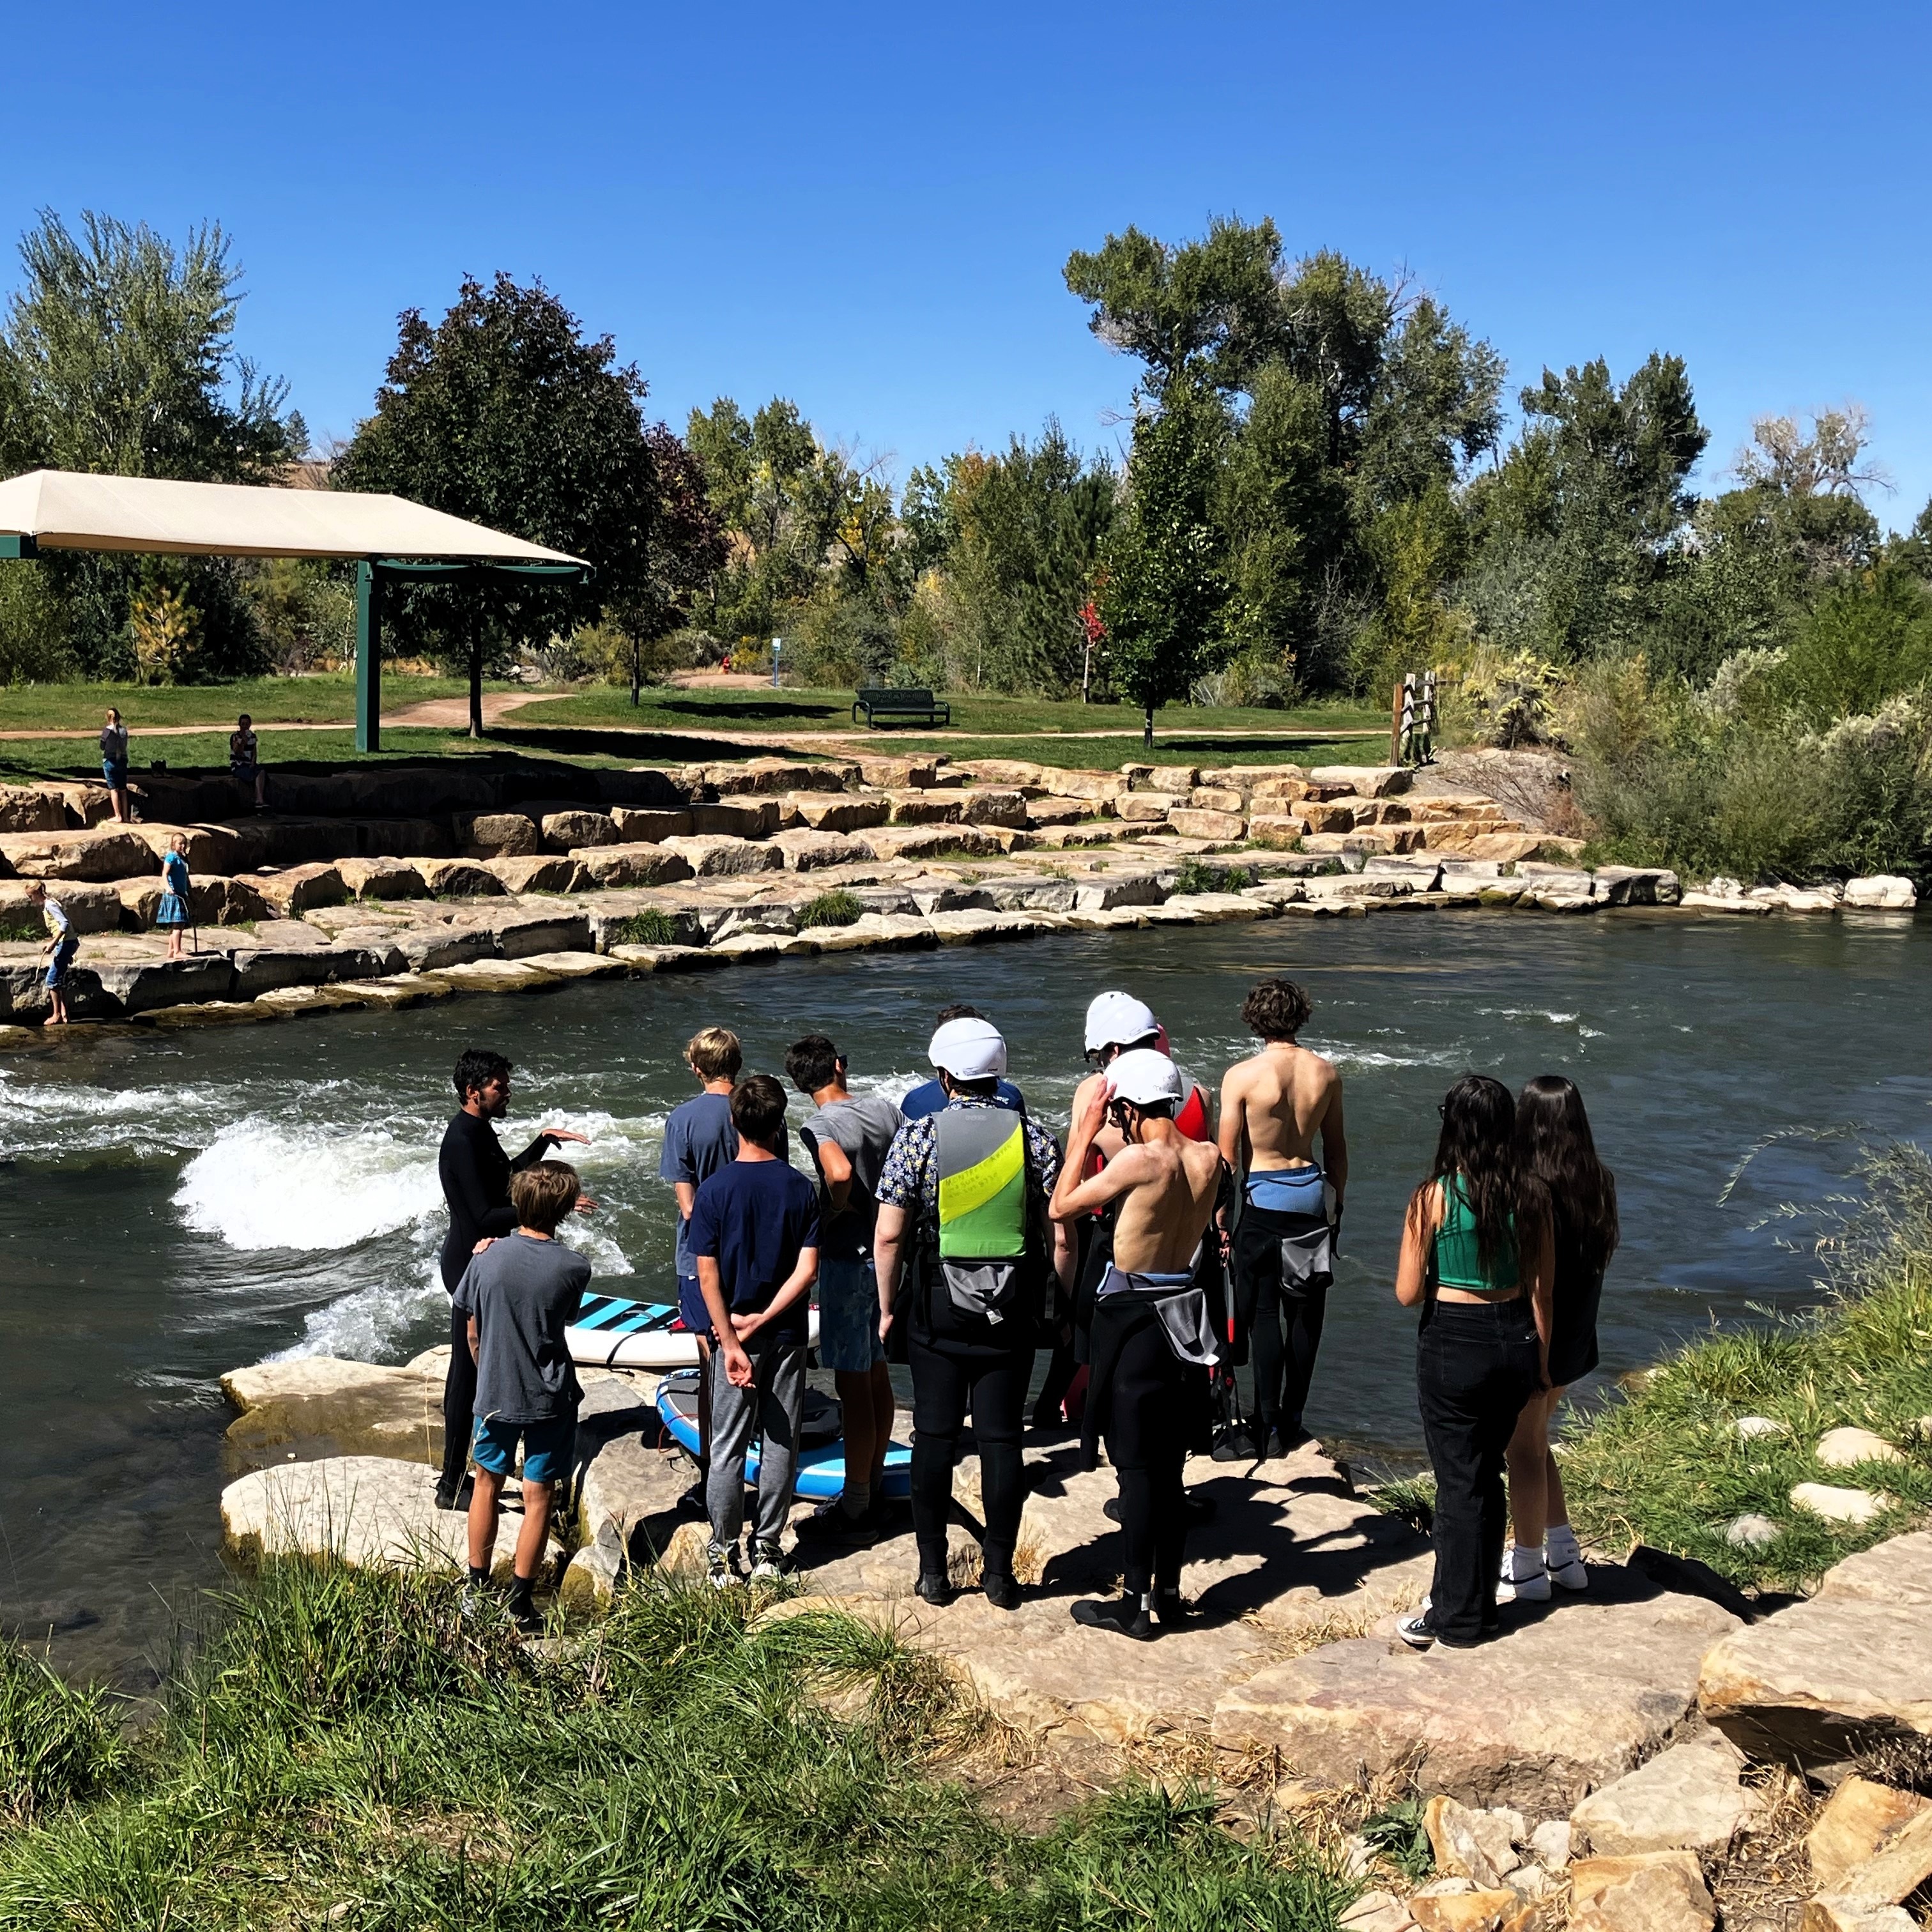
top-left (1546, 1524), bottom-right (1580, 1561)
top-left (1505, 1543), bottom-right (1545, 1579)
top-left (841, 1480), bottom-right (871, 1521)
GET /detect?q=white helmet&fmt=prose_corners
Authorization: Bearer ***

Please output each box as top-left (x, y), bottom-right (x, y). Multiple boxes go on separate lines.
top-left (1084, 990), bottom-right (1160, 1054)
top-left (1107, 1047), bottom-right (1184, 1108)
top-left (928, 1016), bottom-right (1008, 1080)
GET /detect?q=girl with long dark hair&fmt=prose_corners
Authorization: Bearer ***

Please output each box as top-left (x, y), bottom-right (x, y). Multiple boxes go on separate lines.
top-left (1499, 1075), bottom-right (1620, 1600)
top-left (1393, 1073), bottom-right (1553, 1649)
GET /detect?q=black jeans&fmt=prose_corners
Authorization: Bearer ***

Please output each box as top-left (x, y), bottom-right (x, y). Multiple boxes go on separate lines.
top-left (908, 1336), bottom-right (1032, 1580)
top-left (439, 1298), bottom-right (475, 1496)
top-left (1416, 1298), bottom-right (1542, 1644)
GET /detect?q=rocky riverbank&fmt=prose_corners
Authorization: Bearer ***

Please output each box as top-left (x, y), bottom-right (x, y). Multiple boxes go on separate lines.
top-left (0, 749), bottom-right (1915, 1043)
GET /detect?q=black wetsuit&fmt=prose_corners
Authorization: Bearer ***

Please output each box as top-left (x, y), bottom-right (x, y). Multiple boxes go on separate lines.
top-left (436, 1110), bottom-right (559, 1494)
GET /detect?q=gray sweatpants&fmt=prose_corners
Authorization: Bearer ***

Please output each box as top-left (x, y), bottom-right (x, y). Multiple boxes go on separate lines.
top-left (705, 1340), bottom-right (805, 1551)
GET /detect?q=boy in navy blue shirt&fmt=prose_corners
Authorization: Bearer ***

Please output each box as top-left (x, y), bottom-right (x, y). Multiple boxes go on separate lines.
top-left (689, 1074), bottom-right (819, 1586)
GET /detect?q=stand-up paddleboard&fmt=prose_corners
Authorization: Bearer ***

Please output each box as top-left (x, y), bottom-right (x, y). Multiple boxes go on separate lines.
top-left (654, 1368), bottom-right (912, 1501)
top-left (567, 1292), bottom-right (820, 1370)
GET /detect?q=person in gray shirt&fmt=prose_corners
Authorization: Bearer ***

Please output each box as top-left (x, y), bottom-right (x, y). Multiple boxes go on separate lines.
top-left (453, 1160), bottom-right (592, 1630)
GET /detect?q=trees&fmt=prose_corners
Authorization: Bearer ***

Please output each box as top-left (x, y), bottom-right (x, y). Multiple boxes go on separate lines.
top-left (339, 273), bottom-right (659, 734)
top-left (1097, 375), bottom-right (1227, 745)
top-left (0, 210), bottom-right (303, 678)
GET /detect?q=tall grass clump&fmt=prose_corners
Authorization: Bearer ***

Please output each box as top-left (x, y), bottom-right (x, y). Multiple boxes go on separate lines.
top-left (1555, 1143), bottom-right (1932, 1590)
top-left (607, 907), bottom-right (678, 947)
top-left (0, 1557), bottom-right (1353, 1929)
top-left (0, 1648), bottom-right (126, 1828)
top-left (798, 888), bottom-right (863, 928)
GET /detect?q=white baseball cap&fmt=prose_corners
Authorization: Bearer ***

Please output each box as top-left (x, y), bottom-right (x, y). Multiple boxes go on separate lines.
top-left (1084, 990), bottom-right (1160, 1054)
top-left (928, 1015), bottom-right (1008, 1080)
top-left (1107, 1048), bottom-right (1183, 1107)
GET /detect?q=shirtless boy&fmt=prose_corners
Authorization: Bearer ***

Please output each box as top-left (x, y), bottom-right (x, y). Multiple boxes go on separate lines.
top-left (1050, 1049), bottom-right (1225, 1639)
top-left (1218, 978), bottom-right (1348, 1456)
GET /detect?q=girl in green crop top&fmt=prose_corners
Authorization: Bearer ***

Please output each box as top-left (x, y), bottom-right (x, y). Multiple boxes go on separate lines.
top-left (1429, 1174), bottom-right (1520, 1295)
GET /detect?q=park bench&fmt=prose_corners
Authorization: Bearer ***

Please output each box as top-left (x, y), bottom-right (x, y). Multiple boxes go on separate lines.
top-left (852, 687), bottom-right (950, 729)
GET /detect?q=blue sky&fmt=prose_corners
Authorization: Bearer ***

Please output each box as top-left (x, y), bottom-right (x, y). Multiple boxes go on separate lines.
top-left (3, 2), bottom-right (1928, 525)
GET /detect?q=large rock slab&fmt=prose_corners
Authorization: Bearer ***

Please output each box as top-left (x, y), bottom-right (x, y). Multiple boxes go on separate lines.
top-left (0, 827), bottom-right (158, 881)
top-left (5, 878), bottom-right (121, 933)
top-left (859, 825), bottom-right (1000, 861)
top-left (1569, 1731), bottom-right (1759, 1855)
top-left (609, 806), bottom-right (694, 843)
top-left (772, 828), bottom-right (872, 870)
top-left (689, 800), bottom-right (781, 839)
top-left (540, 809), bottom-right (617, 853)
top-left (786, 793), bottom-right (887, 834)
top-left (571, 842), bottom-right (694, 888)
top-left (0, 785), bottom-right (68, 834)
top-left (220, 1455), bottom-right (539, 1577)
top-left (250, 862), bottom-right (349, 915)
top-left (454, 811), bottom-right (539, 858)
top-left (485, 855), bottom-right (585, 894)
top-left (661, 834), bottom-right (783, 877)
top-left (1698, 1531), bottom-right (1932, 1764)
top-left (1807, 1778), bottom-right (1932, 1893)
top-left (94, 954), bottom-right (238, 1015)
top-left (1215, 1584), bottom-right (1741, 1810)
top-left (337, 856), bottom-right (429, 900)
top-left (409, 856), bottom-right (503, 897)
top-left (1568, 1852), bottom-right (1715, 1932)
top-left (222, 1354), bottom-right (445, 1469)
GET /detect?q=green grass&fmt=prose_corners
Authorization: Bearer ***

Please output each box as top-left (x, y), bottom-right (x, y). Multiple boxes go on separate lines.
top-left (1371, 1146), bottom-right (1932, 1592)
top-left (799, 889), bottom-right (864, 928)
top-left (0, 1561), bottom-right (1353, 1930)
top-left (0, 673), bottom-right (482, 733)
top-left (1172, 859), bottom-right (1254, 894)
top-left (606, 908), bottom-right (679, 947)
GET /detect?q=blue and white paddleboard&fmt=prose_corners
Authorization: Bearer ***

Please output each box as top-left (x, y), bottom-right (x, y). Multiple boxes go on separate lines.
top-left (654, 1368), bottom-right (912, 1501)
top-left (567, 1292), bottom-right (820, 1371)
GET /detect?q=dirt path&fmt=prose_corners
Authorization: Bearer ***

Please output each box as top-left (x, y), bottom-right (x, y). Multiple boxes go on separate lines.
top-left (0, 689), bottom-right (573, 742)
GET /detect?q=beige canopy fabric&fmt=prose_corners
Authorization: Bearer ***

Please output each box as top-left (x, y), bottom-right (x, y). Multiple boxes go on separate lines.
top-left (0, 469), bottom-right (585, 565)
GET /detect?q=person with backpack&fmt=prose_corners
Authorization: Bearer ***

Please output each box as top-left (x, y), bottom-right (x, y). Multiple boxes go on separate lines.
top-left (873, 1016), bottom-right (1074, 1609)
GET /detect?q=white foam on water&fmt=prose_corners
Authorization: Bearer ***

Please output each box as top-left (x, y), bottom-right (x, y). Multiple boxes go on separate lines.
top-left (0, 1079), bottom-right (240, 1161)
top-left (273, 1264), bottom-right (448, 1363)
top-left (1481, 1008), bottom-right (1583, 1025)
top-left (174, 1118), bottom-right (443, 1253)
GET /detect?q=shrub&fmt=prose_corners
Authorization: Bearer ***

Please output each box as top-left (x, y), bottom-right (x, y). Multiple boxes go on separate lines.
top-left (1173, 859), bottom-right (1253, 894)
top-left (608, 908), bottom-right (678, 947)
top-left (799, 889), bottom-right (862, 929)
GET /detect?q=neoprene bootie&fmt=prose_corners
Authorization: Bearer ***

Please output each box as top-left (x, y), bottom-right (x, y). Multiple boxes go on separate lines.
top-left (1071, 1591), bottom-right (1156, 1640)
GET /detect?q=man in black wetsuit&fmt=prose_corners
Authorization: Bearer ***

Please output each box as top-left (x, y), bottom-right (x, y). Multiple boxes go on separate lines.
top-left (436, 1048), bottom-right (595, 1510)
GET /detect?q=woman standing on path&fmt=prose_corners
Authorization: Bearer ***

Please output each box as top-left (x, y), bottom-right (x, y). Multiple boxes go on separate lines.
top-left (100, 709), bottom-right (130, 823)
top-left (1392, 1074), bottom-right (1552, 1650)
top-left (1498, 1076), bottom-right (1619, 1602)
top-left (155, 833), bottom-right (192, 960)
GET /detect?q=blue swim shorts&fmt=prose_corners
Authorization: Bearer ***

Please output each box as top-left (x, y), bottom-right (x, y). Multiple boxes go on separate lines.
top-left (816, 1255), bottom-right (885, 1374)
top-left (677, 1274), bottom-right (712, 1340)
top-left (471, 1413), bottom-right (576, 1485)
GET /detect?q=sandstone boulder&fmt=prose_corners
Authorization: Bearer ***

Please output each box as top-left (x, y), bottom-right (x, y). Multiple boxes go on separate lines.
top-left (1843, 876), bottom-right (1915, 909)
top-left (661, 834), bottom-right (783, 877)
top-left (885, 789), bottom-right (963, 825)
top-left (1247, 815), bottom-right (1310, 848)
top-left (1215, 1585), bottom-right (1740, 1810)
top-left (337, 857), bottom-right (428, 900)
top-left (1167, 808), bottom-right (1247, 842)
top-left (1807, 1777), bottom-right (1932, 1893)
top-left (394, 924), bottom-right (498, 972)
top-left (690, 800), bottom-right (781, 839)
top-left (489, 907), bottom-right (594, 958)
top-left (706, 760), bottom-right (825, 795)
top-left (222, 1354), bottom-right (443, 1469)
top-left (569, 843), bottom-right (694, 887)
top-left (609, 806), bottom-right (694, 842)
top-left (1024, 797), bottom-right (1088, 827)
top-left (781, 793), bottom-right (883, 833)
top-left (1144, 766), bottom-right (1199, 792)
top-left (958, 787), bottom-right (1029, 828)
top-left (1054, 771), bottom-right (1129, 803)
top-left (772, 828), bottom-right (871, 870)
top-left (0, 786), bottom-right (66, 834)
top-left (5, 878), bottom-right (120, 933)
top-left (864, 825), bottom-right (999, 861)
top-left (0, 826), bottom-right (157, 881)
top-left (1800, 1902), bottom-right (1920, 1932)
top-left (221, 1455), bottom-right (541, 1578)
top-left (960, 758), bottom-right (1047, 791)
top-left (1190, 786), bottom-right (1246, 815)
top-left (1425, 1795), bottom-right (1524, 1886)
top-left (454, 811), bottom-right (539, 858)
top-left (1302, 801), bottom-right (1358, 833)
top-left (1568, 1851), bottom-right (1714, 1932)
top-left (250, 863), bottom-right (349, 914)
top-left (485, 855), bottom-right (585, 894)
top-left (408, 857), bottom-right (503, 897)
top-left (1698, 1531), bottom-right (1932, 1763)
top-left (1312, 764), bottom-right (1411, 798)
top-left (93, 955), bottom-right (238, 1014)
top-left (1116, 794), bottom-right (1173, 823)
top-left (539, 809), bottom-right (617, 853)
top-left (1593, 867), bottom-right (1683, 906)
top-left (1569, 1731), bottom-right (1757, 1855)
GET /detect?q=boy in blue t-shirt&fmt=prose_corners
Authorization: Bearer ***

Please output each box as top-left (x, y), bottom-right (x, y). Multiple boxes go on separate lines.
top-left (689, 1074), bottom-right (819, 1586)
top-left (657, 1027), bottom-right (742, 1505)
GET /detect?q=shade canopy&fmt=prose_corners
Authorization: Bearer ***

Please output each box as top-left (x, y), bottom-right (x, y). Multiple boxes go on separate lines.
top-left (0, 468), bottom-right (585, 565)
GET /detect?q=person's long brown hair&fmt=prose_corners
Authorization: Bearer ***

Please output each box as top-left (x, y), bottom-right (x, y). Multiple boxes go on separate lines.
top-left (1415, 1073), bottom-right (1546, 1274)
top-left (1516, 1075), bottom-right (1618, 1276)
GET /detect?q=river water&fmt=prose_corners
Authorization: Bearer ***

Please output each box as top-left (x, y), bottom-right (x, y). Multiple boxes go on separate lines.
top-left (1, 909), bottom-right (1925, 1684)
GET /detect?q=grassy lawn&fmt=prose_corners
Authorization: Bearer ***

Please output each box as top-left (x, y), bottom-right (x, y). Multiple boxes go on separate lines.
top-left (536, 682), bottom-right (1388, 742)
top-left (0, 674), bottom-right (482, 733)
top-left (0, 1565), bottom-right (1350, 1930)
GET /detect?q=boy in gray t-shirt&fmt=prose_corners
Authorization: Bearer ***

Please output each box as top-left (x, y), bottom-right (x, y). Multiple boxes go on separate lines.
top-left (453, 1159), bottom-right (591, 1630)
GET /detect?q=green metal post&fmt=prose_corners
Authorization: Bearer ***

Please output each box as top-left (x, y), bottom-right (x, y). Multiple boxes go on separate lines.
top-left (355, 562), bottom-right (382, 753)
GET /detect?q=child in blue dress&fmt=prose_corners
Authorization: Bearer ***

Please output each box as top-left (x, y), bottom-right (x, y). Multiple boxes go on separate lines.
top-left (156, 834), bottom-right (192, 959)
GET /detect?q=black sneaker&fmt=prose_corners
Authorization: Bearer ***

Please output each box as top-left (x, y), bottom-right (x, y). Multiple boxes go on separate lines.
top-left (982, 1569), bottom-right (1022, 1611)
top-left (914, 1570), bottom-right (955, 1607)
top-left (433, 1475), bottom-right (474, 1512)
top-left (1071, 1591), bottom-right (1156, 1640)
